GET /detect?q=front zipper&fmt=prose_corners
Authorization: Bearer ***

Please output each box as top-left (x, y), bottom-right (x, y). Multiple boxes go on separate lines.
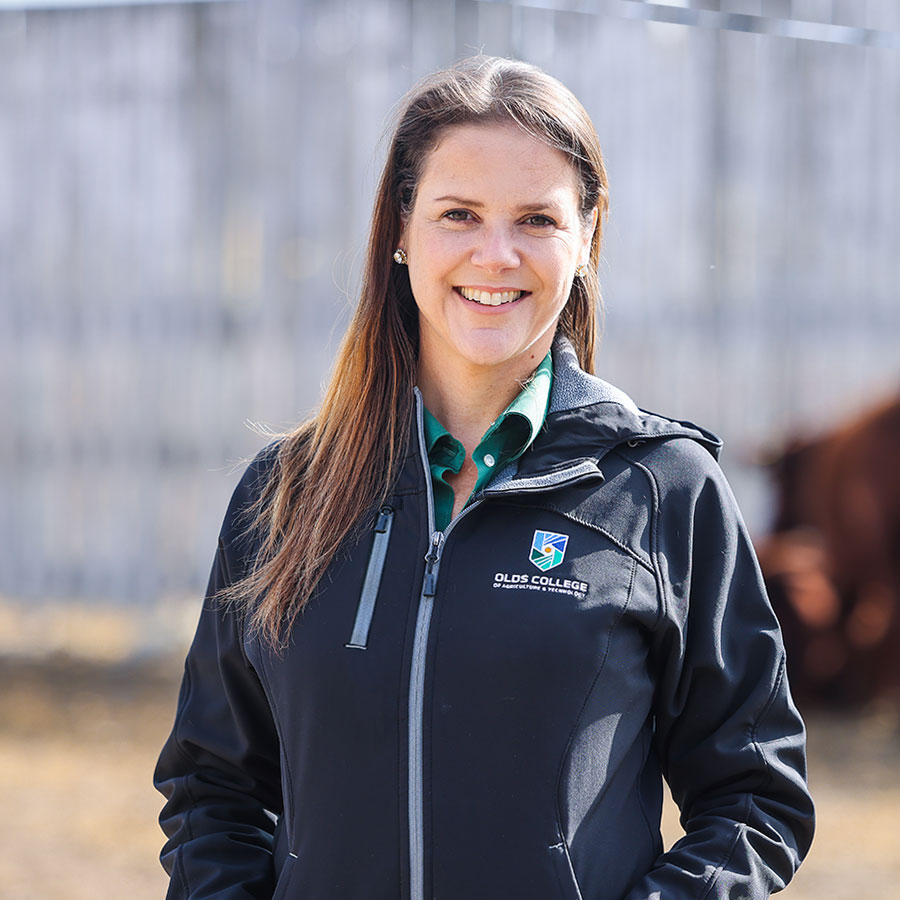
top-left (408, 528), bottom-right (442, 900)
top-left (408, 390), bottom-right (437, 900)
top-left (345, 506), bottom-right (395, 649)
top-left (406, 388), bottom-right (606, 900)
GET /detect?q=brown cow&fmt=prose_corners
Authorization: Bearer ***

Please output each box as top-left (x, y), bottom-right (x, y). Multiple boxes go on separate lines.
top-left (757, 393), bottom-right (900, 709)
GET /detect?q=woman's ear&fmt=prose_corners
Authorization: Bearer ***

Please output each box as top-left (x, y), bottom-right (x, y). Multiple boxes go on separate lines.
top-left (581, 206), bottom-right (599, 262)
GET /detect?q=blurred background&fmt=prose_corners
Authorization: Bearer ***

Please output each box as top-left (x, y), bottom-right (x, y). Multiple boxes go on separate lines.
top-left (1, 0), bottom-right (899, 897)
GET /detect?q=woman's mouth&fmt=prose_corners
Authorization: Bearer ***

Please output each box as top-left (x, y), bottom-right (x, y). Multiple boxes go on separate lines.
top-left (456, 287), bottom-right (526, 306)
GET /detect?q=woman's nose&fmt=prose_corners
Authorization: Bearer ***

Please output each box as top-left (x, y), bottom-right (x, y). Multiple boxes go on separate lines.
top-left (470, 224), bottom-right (520, 272)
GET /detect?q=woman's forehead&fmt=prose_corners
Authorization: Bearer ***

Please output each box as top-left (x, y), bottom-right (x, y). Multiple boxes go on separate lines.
top-left (416, 121), bottom-right (581, 207)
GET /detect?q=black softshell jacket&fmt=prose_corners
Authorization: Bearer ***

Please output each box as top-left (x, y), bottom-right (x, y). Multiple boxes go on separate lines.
top-left (155, 339), bottom-right (814, 900)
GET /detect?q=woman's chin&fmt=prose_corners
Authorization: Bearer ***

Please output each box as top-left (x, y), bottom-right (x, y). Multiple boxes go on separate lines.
top-left (418, 316), bottom-right (556, 377)
top-left (451, 334), bottom-right (532, 371)
top-left (457, 327), bottom-right (557, 372)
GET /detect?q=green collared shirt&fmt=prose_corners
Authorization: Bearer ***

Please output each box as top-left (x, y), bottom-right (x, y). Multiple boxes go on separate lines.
top-left (423, 350), bottom-right (553, 531)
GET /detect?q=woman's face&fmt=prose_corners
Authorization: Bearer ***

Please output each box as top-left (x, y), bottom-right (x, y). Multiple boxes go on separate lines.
top-left (402, 121), bottom-right (597, 379)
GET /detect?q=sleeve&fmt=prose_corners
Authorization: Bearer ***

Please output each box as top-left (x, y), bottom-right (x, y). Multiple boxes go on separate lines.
top-left (624, 442), bottom-right (815, 900)
top-left (153, 462), bottom-right (284, 900)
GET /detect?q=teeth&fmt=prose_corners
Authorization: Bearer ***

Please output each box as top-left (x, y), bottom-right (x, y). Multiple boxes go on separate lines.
top-left (458, 287), bottom-right (524, 306)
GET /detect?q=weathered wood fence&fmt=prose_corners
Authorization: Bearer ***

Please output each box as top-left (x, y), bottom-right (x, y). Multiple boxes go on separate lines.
top-left (2, 0), bottom-right (899, 610)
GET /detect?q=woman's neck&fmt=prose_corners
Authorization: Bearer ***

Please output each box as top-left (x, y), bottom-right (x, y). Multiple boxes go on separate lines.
top-left (417, 349), bottom-right (546, 454)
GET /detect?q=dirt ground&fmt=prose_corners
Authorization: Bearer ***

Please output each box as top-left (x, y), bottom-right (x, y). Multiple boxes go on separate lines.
top-left (1, 654), bottom-right (898, 900)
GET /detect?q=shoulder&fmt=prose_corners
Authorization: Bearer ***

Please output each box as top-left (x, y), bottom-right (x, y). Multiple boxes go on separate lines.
top-left (617, 431), bottom-right (747, 561)
top-left (232, 440), bottom-right (282, 505)
top-left (620, 431), bottom-right (727, 496)
top-left (217, 439), bottom-right (284, 565)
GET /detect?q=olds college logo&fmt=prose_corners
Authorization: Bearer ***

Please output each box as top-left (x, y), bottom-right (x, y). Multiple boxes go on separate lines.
top-left (494, 529), bottom-right (585, 597)
top-left (529, 529), bottom-right (569, 572)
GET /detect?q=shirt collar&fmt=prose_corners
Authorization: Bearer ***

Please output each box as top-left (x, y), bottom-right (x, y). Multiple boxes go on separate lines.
top-left (422, 348), bottom-right (553, 467)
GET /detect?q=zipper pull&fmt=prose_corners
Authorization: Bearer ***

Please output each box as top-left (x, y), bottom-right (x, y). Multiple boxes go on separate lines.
top-left (374, 506), bottom-right (394, 533)
top-left (422, 531), bottom-right (444, 598)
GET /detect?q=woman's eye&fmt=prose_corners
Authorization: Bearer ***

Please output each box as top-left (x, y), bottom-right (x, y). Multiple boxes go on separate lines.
top-left (443, 209), bottom-right (473, 222)
top-left (524, 214), bottom-right (556, 228)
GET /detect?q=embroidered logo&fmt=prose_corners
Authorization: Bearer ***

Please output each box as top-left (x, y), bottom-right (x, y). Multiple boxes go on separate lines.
top-left (529, 529), bottom-right (569, 571)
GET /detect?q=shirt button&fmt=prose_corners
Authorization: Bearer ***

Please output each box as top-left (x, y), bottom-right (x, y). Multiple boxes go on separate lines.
top-left (483, 453), bottom-right (496, 468)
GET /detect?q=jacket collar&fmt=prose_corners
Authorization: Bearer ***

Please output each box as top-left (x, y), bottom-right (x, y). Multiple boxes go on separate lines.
top-left (548, 334), bottom-right (640, 416)
top-left (551, 334), bottom-right (720, 452)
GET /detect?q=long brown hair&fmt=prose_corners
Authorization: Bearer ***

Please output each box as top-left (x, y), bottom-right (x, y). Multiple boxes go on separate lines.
top-left (230, 56), bottom-right (609, 648)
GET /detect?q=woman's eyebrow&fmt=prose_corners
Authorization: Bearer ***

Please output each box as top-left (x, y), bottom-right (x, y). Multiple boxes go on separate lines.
top-left (517, 201), bottom-right (561, 214)
top-left (431, 195), bottom-right (484, 207)
top-left (431, 194), bottom-right (561, 213)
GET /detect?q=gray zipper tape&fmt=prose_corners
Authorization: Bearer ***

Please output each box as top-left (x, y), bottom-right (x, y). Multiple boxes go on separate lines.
top-left (345, 507), bottom-right (394, 649)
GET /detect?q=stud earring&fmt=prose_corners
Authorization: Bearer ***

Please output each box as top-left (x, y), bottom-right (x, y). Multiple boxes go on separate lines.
top-left (575, 263), bottom-right (589, 278)
top-left (393, 248), bottom-right (408, 265)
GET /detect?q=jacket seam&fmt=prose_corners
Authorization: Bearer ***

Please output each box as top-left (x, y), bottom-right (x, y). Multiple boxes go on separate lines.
top-left (749, 654), bottom-right (787, 796)
top-left (173, 749), bottom-right (197, 895)
top-left (521, 501), bottom-right (654, 573)
top-left (698, 815), bottom-right (751, 900)
top-left (253, 652), bottom-right (294, 850)
top-left (635, 722), bottom-right (660, 857)
top-left (173, 842), bottom-right (191, 896)
top-left (168, 664), bottom-right (198, 771)
top-left (252, 647), bottom-right (293, 845)
top-left (613, 451), bottom-right (667, 630)
top-left (217, 538), bottom-right (256, 671)
top-left (554, 555), bottom-right (638, 848)
top-left (549, 840), bottom-right (584, 900)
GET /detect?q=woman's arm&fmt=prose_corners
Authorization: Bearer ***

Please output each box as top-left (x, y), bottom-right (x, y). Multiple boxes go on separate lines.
top-left (154, 462), bottom-right (283, 900)
top-left (625, 439), bottom-right (815, 899)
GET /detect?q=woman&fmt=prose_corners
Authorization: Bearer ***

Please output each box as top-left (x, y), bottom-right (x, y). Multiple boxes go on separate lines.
top-left (155, 56), bottom-right (814, 899)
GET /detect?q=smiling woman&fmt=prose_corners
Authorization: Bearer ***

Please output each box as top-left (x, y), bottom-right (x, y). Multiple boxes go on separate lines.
top-left (404, 122), bottom-right (596, 385)
top-left (155, 56), bottom-right (814, 900)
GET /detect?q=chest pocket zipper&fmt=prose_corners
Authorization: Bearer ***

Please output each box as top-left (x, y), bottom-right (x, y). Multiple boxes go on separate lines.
top-left (345, 506), bottom-right (395, 649)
